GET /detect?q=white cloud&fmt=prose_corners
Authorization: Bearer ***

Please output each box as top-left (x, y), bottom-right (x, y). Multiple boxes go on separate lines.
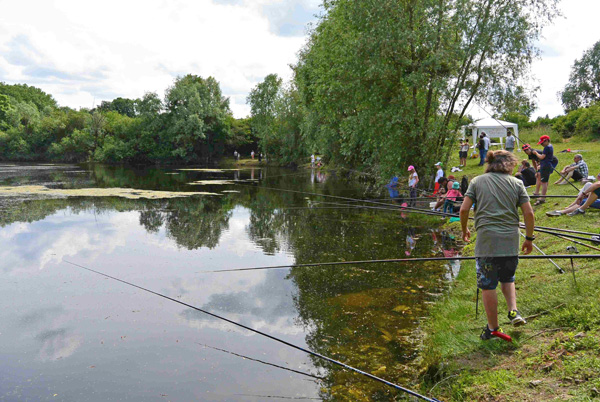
top-left (0, 0), bottom-right (319, 117)
top-left (530, 0), bottom-right (600, 118)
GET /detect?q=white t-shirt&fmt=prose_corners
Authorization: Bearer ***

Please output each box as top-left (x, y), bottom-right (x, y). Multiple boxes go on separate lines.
top-left (409, 172), bottom-right (418, 187)
top-left (435, 168), bottom-right (444, 183)
top-left (483, 137), bottom-right (491, 149)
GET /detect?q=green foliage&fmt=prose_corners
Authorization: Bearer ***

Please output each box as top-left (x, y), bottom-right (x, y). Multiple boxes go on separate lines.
top-left (554, 103), bottom-right (600, 139)
top-left (291, 0), bottom-right (558, 178)
top-left (0, 82), bottom-right (57, 110)
top-left (560, 41), bottom-right (600, 112)
top-left (98, 97), bottom-right (137, 117)
top-left (163, 74), bottom-right (232, 162)
top-left (247, 75), bottom-right (305, 164)
top-left (0, 93), bottom-right (11, 129)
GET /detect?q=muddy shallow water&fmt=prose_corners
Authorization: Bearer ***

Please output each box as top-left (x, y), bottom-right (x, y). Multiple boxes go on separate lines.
top-left (0, 163), bottom-right (460, 401)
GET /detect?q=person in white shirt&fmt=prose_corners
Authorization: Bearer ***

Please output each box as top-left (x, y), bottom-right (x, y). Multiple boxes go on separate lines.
top-left (434, 162), bottom-right (444, 183)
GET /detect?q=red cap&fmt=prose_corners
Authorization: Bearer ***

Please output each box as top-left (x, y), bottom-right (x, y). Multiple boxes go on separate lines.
top-left (537, 135), bottom-right (550, 145)
top-left (522, 143), bottom-right (531, 150)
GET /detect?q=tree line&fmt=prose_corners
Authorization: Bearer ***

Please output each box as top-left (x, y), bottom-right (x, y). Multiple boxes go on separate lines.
top-left (0, 76), bottom-right (257, 164)
top-left (246, 0), bottom-right (561, 179)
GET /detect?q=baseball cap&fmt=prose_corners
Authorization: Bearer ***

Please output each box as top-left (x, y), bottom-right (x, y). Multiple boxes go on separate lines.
top-left (434, 162), bottom-right (442, 166)
top-left (537, 135), bottom-right (550, 144)
top-left (522, 143), bottom-right (531, 151)
top-left (407, 165), bottom-right (415, 171)
top-left (452, 181), bottom-right (460, 189)
top-left (448, 175), bottom-right (455, 180)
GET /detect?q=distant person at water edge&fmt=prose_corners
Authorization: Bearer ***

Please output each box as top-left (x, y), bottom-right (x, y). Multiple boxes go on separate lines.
top-left (432, 177), bottom-right (448, 211)
top-left (258, 152), bottom-right (262, 162)
top-left (443, 181), bottom-right (462, 215)
top-left (531, 135), bottom-right (555, 205)
top-left (407, 165), bottom-right (419, 207)
top-left (311, 154), bottom-right (315, 167)
top-left (546, 174), bottom-right (600, 216)
top-left (554, 154), bottom-right (588, 185)
top-left (514, 160), bottom-right (536, 187)
top-left (434, 162), bottom-right (444, 182)
top-left (478, 133), bottom-right (490, 166)
top-left (251, 150), bottom-right (255, 159)
top-left (505, 131), bottom-right (516, 152)
top-left (460, 150), bottom-right (534, 341)
top-left (459, 139), bottom-right (469, 167)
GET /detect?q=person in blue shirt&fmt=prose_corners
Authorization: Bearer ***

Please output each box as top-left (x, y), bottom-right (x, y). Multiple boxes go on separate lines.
top-left (531, 135), bottom-right (553, 205)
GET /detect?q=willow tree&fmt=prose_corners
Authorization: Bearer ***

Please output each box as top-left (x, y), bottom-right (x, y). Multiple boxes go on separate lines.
top-left (295, 0), bottom-right (559, 178)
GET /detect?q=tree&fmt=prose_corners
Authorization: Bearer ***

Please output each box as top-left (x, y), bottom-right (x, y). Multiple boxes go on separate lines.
top-left (294, 0), bottom-right (559, 178)
top-left (560, 41), bottom-right (600, 112)
top-left (163, 75), bottom-right (232, 161)
top-left (98, 97), bottom-right (137, 117)
top-left (0, 94), bottom-right (11, 129)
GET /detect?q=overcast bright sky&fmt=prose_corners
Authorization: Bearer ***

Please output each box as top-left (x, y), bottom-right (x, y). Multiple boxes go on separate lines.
top-left (0, 0), bottom-right (598, 119)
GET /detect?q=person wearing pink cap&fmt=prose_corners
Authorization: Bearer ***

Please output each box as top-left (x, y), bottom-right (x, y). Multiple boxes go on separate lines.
top-left (531, 135), bottom-right (554, 205)
top-left (408, 165), bottom-right (419, 206)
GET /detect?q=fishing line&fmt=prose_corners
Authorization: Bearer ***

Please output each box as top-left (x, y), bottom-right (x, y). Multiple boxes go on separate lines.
top-left (198, 343), bottom-right (324, 380)
top-left (62, 259), bottom-right (441, 402)
top-left (201, 255), bottom-right (600, 274)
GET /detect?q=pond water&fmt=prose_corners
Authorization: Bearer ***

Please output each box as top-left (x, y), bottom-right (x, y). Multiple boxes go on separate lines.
top-left (0, 163), bottom-right (461, 401)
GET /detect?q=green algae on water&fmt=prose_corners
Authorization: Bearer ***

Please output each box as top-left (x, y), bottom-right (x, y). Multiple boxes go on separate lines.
top-left (0, 185), bottom-right (220, 199)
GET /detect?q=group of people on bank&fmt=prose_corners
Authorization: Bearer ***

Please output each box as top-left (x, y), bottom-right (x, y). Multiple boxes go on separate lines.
top-left (398, 133), bottom-right (600, 342)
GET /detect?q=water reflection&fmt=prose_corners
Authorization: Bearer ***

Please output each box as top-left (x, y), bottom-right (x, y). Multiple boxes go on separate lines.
top-left (0, 163), bottom-right (461, 401)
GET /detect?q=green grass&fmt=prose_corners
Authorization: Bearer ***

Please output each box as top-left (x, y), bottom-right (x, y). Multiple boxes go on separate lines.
top-left (418, 129), bottom-right (600, 401)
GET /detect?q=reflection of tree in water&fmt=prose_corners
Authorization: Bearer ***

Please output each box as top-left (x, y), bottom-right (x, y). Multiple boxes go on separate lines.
top-left (0, 195), bottom-right (235, 251)
top-left (164, 197), bottom-right (233, 250)
top-left (283, 217), bottom-right (454, 401)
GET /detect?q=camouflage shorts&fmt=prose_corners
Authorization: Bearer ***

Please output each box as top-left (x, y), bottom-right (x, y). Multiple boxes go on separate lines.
top-left (476, 256), bottom-right (519, 290)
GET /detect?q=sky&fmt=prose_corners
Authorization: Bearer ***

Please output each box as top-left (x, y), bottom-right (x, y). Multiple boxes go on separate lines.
top-left (0, 0), bottom-right (598, 119)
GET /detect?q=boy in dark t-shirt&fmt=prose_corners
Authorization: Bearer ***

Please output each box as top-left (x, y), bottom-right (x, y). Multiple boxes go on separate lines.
top-left (532, 135), bottom-right (554, 205)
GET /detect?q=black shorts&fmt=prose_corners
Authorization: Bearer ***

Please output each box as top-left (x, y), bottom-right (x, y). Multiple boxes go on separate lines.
top-left (572, 170), bottom-right (583, 181)
top-left (476, 257), bottom-right (519, 290)
top-left (459, 151), bottom-right (467, 158)
top-left (540, 165), bottom-right (553, 183)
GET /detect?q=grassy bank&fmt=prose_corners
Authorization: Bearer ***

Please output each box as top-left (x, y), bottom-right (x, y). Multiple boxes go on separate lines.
top-left (418, 128), bottom-right (600, 401)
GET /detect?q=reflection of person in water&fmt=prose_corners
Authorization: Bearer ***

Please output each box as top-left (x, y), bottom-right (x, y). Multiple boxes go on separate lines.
top-left (406, 227), bottom-right (418, 256)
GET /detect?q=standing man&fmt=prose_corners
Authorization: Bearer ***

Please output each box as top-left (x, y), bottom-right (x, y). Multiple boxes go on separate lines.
top-left (477, 134), bottom-right (487, 166)
top-left (531, 135), bottom-right (554, 205)
top-left (460, 150), bottom-right (535, 341)
top-left (505, 131), bottom-right (516, 153)
top-left (408, 165), bottom-right (419, 207)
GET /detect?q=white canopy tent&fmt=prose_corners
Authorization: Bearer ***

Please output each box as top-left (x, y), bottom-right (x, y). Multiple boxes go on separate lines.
top-left (466, 118), bottom-right (519, 150)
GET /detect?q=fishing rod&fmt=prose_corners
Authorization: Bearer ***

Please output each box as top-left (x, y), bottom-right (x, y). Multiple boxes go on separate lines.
top-left (528, 225), bottom-right (598, 237)
top-left (524, 226), bottom-right (600, 244)
top-left (246, 183), bottom-right (597, 241)
top-left (519, 231), bottom-right (564, 273)
top-left (198, 343), bottom-right (324, 380)
top-left (201, 254), bottom-right (600, 274)
top-left (554, 234), bottom-right (600, 253)
top-left (63, 260), bottom-right (442, 402)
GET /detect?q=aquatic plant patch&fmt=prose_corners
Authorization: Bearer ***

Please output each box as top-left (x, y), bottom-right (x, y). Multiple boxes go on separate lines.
top-left (0, 185), bottom-right (220, 199)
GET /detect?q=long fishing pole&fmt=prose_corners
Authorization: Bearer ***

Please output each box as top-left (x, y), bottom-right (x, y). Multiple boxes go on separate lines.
top-left (198, 343), bottom-right (324, 380)
top-left (519, 231), bottom-right (564, 273)
top-left (201, 254), bottom-right (600, 274)
top-left (63, 260), bottom-right (441, 402)
top-left (525, 226), bottom-right (600, 244)
top-left (554, 234), bottom-right (600, 253)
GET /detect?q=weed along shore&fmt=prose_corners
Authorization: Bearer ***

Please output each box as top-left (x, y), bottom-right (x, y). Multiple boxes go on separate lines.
top-left (417, 128), bottom-right (600, 401)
